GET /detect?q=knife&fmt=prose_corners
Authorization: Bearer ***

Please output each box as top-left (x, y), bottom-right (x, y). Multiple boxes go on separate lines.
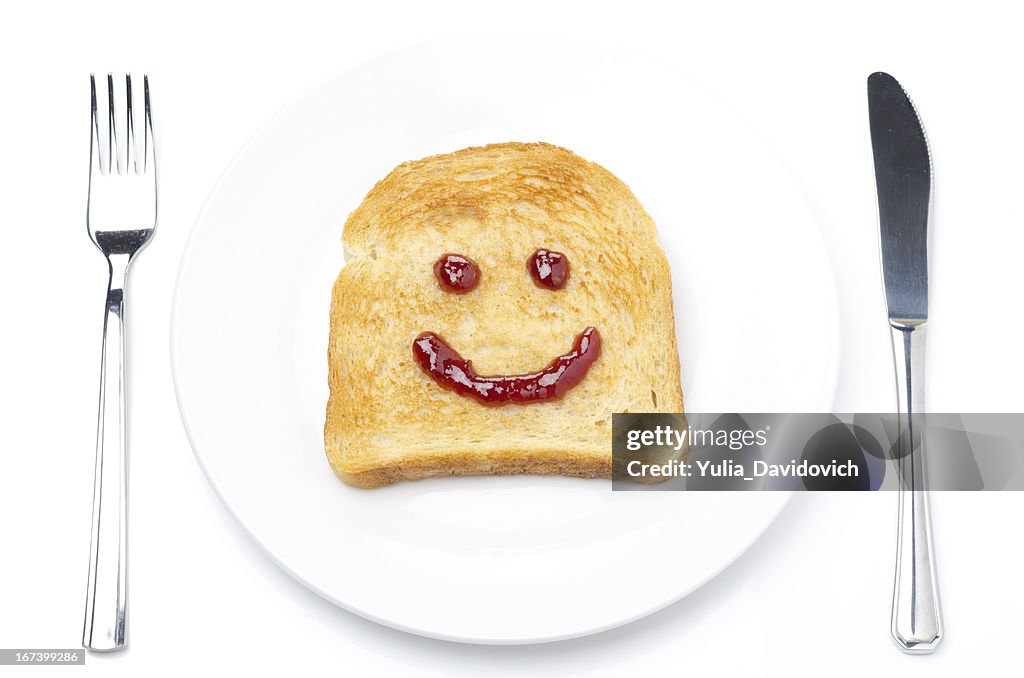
top-left (867, 71), bottom-right (943, 653)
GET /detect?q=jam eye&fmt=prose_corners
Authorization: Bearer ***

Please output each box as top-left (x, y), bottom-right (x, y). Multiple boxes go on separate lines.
top-left (528, 249), bottom-right (569, 290)
top-left (434, 253), bottom-right (480, 293)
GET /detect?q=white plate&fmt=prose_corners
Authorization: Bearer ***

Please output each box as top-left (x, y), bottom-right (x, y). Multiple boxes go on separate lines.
top-left (171, 39), bottom-right (840, 644)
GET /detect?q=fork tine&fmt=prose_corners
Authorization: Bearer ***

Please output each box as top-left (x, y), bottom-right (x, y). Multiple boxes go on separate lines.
top-left (106, 73), bottom-right (121, 175)
top-left (142, 74), bottom-right (154, 176)
top-left (124, 74), bottom-right (136, 175)
top-left (89, 74), bottom-right (105, 176)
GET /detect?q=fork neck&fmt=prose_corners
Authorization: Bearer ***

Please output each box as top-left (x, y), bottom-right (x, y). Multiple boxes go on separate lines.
top-left (106, 253), bottom-right (132, 290)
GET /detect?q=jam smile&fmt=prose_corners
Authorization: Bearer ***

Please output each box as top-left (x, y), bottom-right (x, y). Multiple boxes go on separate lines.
top-left (412, 327), bottom-right (601, 406)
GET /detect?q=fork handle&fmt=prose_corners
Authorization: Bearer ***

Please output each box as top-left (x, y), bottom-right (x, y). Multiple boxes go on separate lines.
top-left (890, 322), bottom-right (942, 653)
top-left (83, 254), bottom-right (131, 651)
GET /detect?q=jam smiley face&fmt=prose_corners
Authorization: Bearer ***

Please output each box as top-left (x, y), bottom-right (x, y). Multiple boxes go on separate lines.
top-left (414, 249), bottom-right (601, 406)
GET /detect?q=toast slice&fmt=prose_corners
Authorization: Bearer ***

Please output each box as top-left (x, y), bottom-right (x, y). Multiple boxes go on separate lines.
top-left (325, 142), bottom-right (683, 488)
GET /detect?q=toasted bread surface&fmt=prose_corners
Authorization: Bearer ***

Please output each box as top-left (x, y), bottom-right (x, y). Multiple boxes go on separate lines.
top-left (326, 142), bottom-right (682, 488)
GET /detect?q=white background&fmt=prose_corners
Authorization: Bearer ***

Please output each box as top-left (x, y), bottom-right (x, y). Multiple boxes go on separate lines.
top-left (1, 1), bottom-right (1022, 676)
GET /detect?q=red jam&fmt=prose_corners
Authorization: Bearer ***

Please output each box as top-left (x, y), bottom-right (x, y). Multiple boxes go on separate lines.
top-left (412, 327), bottom-right (601, 405)
top-left (528, 249), bottom-right (569, 289)
top-left (434, 254), bottom-right (480, 293)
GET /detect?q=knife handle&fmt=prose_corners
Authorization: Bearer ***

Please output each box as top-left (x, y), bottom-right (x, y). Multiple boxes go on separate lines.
top-left (889, 322), bottom-right (942, 653)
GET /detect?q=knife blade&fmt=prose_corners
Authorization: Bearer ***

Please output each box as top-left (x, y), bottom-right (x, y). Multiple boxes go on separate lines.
top-left (867, 71), bottom-right (931, 323)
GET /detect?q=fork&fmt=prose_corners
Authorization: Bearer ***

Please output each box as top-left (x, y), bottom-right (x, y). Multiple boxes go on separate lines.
top-left (82, 73), bottom-right (157, 652)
